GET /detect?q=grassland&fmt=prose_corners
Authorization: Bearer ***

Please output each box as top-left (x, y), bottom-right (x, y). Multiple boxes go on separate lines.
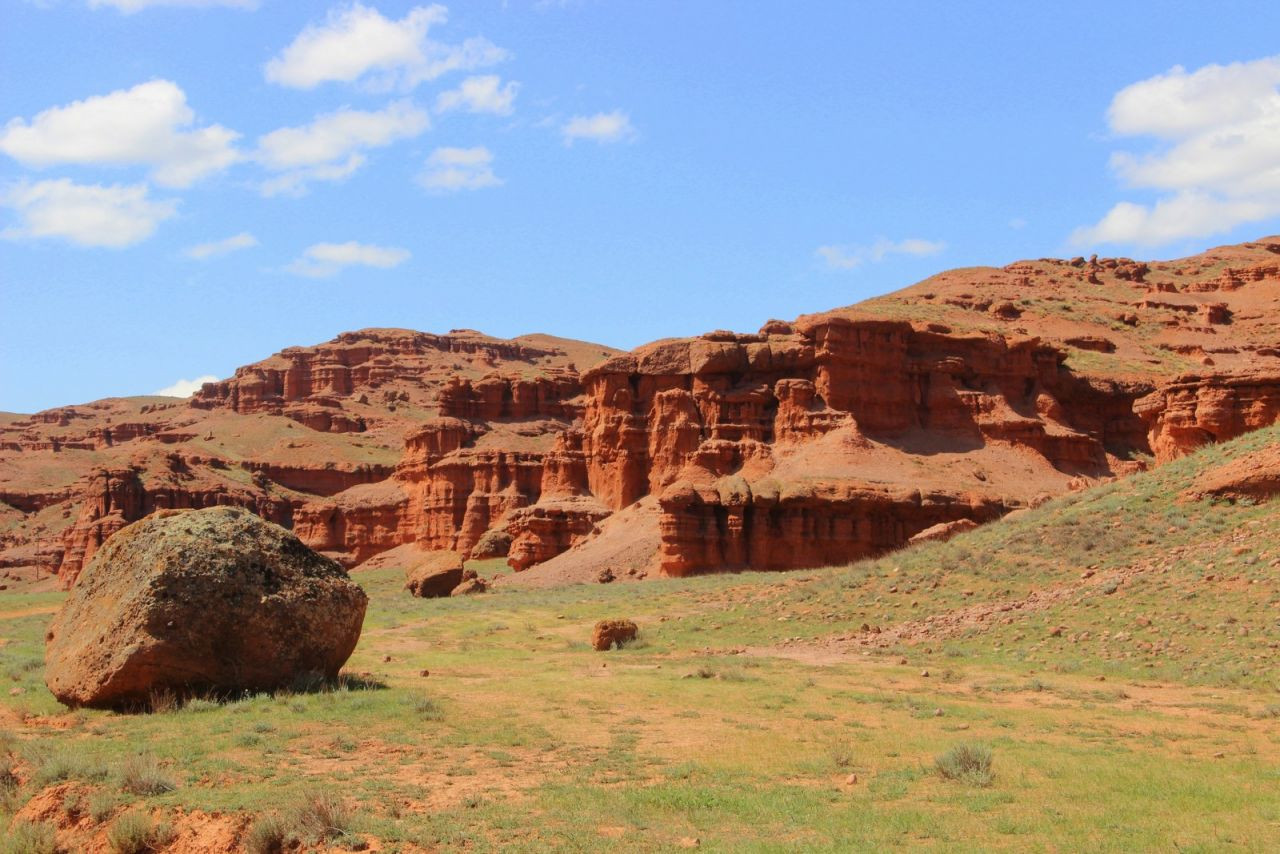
top-left (1, 427), bottom-right (1278, 851)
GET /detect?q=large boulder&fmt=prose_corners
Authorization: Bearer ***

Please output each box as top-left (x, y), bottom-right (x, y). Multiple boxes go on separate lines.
top-left (404, 551), bottom-right (465, 598)
top-left (44, 507), bottom-right (368, 708)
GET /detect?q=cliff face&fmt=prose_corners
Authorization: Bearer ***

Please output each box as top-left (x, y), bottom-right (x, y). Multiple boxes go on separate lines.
top-left (2, 239), bottom-right (1278, 590)
top-left (573, 319), bottom-right (1148, 576)
top-left (0, 329), bottom-right (617, 587)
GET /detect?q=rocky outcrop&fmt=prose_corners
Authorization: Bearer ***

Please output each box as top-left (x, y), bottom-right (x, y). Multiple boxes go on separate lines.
top-left (1136, 371), bottom-right (1280, 461)
top-left (4, 240), bottom-right (1279, 588)
top-left (571, 318), bottom-right (1150, 575)
top-left (1186, 445), bottom-right (1280, 503)
top-left (191, 328), bottom-right (572, 428)
top-left (44, 507), bottom-right (366, 708)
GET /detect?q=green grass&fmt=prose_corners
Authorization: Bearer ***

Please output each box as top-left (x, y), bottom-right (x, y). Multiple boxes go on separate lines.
top-left (0, 426), bottom-right (1278, 850)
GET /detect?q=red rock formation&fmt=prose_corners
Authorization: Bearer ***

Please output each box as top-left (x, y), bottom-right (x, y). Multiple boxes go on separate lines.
top-left (4, 240), bottom-right (1279, 588)
top-left (1136, 371), bottom-right (1280, 462)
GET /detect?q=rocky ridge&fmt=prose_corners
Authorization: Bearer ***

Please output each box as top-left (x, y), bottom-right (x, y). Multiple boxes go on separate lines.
top-left (2, 238), bottom-right (1278, 588)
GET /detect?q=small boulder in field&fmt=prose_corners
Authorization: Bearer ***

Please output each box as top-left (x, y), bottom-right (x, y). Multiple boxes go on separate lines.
top-left (592, 619), bottom-right (638, 651)
top-left (469, 529), bottom-right (512, 560)
top-left (404, 551), bottom-right (465, 598)
top-left (450, 568), bottom-right (489, 596)
top-left (44, 507), bottom-right (367, 709)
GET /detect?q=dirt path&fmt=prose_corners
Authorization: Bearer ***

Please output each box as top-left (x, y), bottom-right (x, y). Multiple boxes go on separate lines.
top-left (0, 604), bottom-right (58, 620)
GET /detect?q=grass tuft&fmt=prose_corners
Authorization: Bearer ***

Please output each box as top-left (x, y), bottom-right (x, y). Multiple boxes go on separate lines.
top-left (119, 753), bottom-right (176, 796)
top-left (1, 821), bottom-right (57, 854)
top-left (935, 743), bottom-right (994, 786)
top-left (106, 811), bottom-right (175, 854)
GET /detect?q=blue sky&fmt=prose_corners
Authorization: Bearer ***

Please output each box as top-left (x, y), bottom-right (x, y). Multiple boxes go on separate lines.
top-left (3, 1), bottom-right (1279, 412)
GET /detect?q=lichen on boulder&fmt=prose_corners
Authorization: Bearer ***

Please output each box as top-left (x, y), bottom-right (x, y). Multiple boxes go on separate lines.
top-left (44, 506), bottom-right (368, 708)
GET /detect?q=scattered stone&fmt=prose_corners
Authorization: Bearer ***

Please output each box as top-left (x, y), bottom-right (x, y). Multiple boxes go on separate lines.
top-left (845, 773), bottom-right (858, 785)
top-left (450, 572), bottom-right (489, 596)
top-left (44, 507), bottom-right (367, 708)
top-left (404, 552), bottom-right (465, 598)
top-left (597, 567), bottom-right (616, 584)
top-left (920, 669), bottom-right (930, 678)
top-left (592, 619), bottom-right (638, 651)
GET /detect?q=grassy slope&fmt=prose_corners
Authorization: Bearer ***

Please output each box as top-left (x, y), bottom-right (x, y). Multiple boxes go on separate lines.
top-left (1, 427), bottom-right (1278, 851)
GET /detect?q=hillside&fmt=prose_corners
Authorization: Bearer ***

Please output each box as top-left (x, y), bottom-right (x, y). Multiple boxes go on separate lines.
top-left (1, 423), bottom-right (1276, 850)
top-left (2, 238), bottom-right (1278, 592)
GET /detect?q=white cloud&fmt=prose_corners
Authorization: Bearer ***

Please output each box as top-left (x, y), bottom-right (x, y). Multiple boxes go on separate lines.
top-left (265, 3), bottom-right (507, 91)
top-left (255, 101), bottom-right (428, 196)
top-left (89, 0), bottom-right (257, 11)
top-left (561, 110), bottom-right (635, 145)
top-left (1073, 55), bottom-right (1280, 247)
top-left (418, 146), bottom-right (500, 192)
top-left (153, 375), bottom-right (219, 397)
top-left (2, 179), bottom-right (177, 248)
top-left (0, 80), bottom-right (239, 188)
top-left (435, 75), bottom-right (519, 115)
top-left (185, 231), bottom-right (257, 259)
top-left (285, 241), bottom-right (410, 278)
top-left (815, 237), bottom-right (945, 270)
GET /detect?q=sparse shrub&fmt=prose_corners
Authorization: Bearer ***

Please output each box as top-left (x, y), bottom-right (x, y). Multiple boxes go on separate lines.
top-left (285, 788), bottom-right (354, 844)
top-left (26, 745), bottom-right (110, 787)
top-left (106, 811), bottom-right (174, 854)
top-left (1, 820), bottom-right (57, 854)
top-left (119, 753), bottom-right (176, 796)
top-left (244, 813), bottom-right (289, 854)
top-left (89, 790), bottom-right (122, 823)
top-left (827, 739), bottom-right (855, 770)
top-left (182, 698), bottom-right (220, 713)
top-left (147, 687), bottom-right (178, 714)
top-left (406, 696), bottom-right (443, 721)
top-left (935, 743), bottom-right (994, 786)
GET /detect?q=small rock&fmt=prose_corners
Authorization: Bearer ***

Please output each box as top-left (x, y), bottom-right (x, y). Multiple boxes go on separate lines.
top-left (592, 619), bottom-right (638, 651)
top-left (677, 838), bottom-right (700, 849)
top-left (920, 669), bottom-right (930, 678)
top-left (845, 773), bottom-right (858, 785)
top-left (933, 708), bottom-right (944, 717)
top-left (419, 669), bottom-right (430, 678)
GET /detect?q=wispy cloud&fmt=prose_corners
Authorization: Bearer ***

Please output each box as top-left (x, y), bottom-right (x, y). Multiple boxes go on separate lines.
top-left (435, 75), bottom-right (519, 116)
top-left (418, 146), bottom-right (501, 192)
top-left (561, 110), bottom-right (635, 145)
top-left (254, 100), bottom-right (428, 196)
top-left (285, 241), bottom-right (410, 278)
top-left (265, 3), bottom-right (506, 91)
top-left (90, 0), bottom-right (257, 11)
top-left (815, 237), bottom-right (945, 270)
top-left (2, 179), bottom-right (177, 248)
top-left (185, 231), bottom-right (257, 259)
top-left (1072, 55), bottom-right (1280, 247)
top-left (0, 79), bottom-right (239, 188)
top-left (153, 374), bottom-right (219, 397)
